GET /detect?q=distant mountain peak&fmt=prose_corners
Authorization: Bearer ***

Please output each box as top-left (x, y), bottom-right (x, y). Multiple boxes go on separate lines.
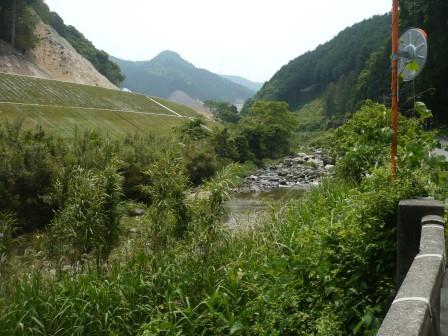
top-left (155, 50), bottom-right (182, 59)
top-left (221, 74), bottom-right (263, 92)
top-left (152, 50), bottom-right (194, 68)
top-left (112, 51), bottom-right (255, 104)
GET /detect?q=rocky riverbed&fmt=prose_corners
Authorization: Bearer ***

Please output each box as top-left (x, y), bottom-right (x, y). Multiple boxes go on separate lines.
top-left (235, 150), bottom-right (334, 193)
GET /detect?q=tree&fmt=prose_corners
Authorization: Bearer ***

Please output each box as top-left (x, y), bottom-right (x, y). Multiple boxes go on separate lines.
top-left (204, 100), bottom-right (240, 124)
top-left (176, 118), bottom-right (210, 141)
top-left (11, 0), bottom-right (16, 47)
top-left (0, 0), bottom-right (37, 51)
top-left (239, 101), bottom-right (296, 160)
top-left (248, 14), bottom-right (390, 113)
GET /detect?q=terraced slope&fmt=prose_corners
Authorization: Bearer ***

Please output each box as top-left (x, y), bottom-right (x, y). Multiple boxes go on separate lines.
top-left (0, 73), bottom-right (202, 136)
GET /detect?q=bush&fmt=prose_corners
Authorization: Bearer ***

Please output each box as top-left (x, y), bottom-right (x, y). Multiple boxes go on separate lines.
top-left (331, 100), bottom-right (437, 182)
top-left (0, 212), bottom-right (17, 263)
top-left (0, 122), bottom-right (62, 231)
top-left (47, 164), bottom-right (123, 265)
top-left (139, 154), bottom-right (190, 252)
top-left (239, 101), bottom-right (296, 160)
top-left (184, 144), bottom-right (218, 186)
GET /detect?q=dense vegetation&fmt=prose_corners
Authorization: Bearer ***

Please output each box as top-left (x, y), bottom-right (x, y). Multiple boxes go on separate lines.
top-left (0, 99), bottom-right (294, 232)
top-left (204, 100), bottom-right (241, 124)
top-left (250, 1), bottom-right (448, 126)
top-left (0, 0), bottom-right (124, 85)
top-left (112, 51), bottom-right (254, 104)
top-left (0, 0), bottom-right (37, 51)
top-left (1, 1), bottom-right (448, 334)
top-left (398, 0), bottom-right (448, 124)
top-left (0, 101), bottom-right (446, 335)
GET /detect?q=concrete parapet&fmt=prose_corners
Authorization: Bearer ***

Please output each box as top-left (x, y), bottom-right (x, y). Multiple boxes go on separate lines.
top-left (377, 211), bottom-right (446, 336)
top-left (397, 200), bottom-right (444, 286)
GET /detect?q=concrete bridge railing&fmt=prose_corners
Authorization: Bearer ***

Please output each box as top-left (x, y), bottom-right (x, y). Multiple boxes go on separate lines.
top-left (377, 199), bottom-right (446, 336)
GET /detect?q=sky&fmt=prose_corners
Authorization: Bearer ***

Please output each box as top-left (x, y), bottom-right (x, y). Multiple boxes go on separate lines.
top-left (44, 0), bottom-right (392, 83)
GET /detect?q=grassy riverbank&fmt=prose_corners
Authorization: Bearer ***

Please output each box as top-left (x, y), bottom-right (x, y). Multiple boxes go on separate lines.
top-left (0, 102), bottom-right (447, 335)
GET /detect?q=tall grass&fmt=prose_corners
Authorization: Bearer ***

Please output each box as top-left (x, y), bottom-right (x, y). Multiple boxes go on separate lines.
top-left (0, 169), bottom-right (435, 335)
top-left (0, 102), bottom-right (446, 335)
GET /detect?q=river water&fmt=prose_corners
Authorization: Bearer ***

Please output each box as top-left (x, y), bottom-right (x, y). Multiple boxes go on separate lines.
top-left (224, 187), bottom-right (306, 228)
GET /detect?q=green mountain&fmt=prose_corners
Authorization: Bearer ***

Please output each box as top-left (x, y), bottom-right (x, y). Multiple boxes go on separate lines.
top-left (221, 75), bottom-right (263, 92)
top-left (249, 14), bottom-right (391, 121)
top-left (112, 51), bottom-right (254, 104)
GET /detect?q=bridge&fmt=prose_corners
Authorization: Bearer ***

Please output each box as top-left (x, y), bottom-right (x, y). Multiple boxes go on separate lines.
top-left (377, 199), bottom-right (447, 336)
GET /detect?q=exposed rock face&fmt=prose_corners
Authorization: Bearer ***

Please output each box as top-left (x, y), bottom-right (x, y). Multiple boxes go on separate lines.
top-left (0, 40), bottom-right (50, 78)
top-left (235, 150), bottom-right (335, 193)
top-left (0, 15), bottom-right (117, 90)
top-left (25, 20), bottom-right (117, 89)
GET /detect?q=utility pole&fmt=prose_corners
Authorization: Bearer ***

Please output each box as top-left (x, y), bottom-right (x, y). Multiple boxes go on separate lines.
top-left (11, 0), bottom-right (17, 49)
top-left (391, 0), bottom-right (399, 178)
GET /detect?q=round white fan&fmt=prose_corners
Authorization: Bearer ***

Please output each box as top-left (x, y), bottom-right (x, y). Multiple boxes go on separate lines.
top-left (398, 28), bottom-right (428, 82)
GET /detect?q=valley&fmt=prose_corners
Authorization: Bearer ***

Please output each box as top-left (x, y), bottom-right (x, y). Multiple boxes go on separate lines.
top-left (1, 0), bottom-right (448, 335)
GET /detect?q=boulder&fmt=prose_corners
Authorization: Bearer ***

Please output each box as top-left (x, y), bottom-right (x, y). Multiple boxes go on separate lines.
top-left (292, 157), bottom-right (306, 164)
top-left (278, 170), bottom-right (289, 177)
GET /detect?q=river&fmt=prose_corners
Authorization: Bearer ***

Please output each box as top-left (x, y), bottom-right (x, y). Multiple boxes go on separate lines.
top-left (224, 187), bottom-right (306, 228)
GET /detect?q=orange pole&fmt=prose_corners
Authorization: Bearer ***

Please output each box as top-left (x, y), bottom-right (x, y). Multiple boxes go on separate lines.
top-left (391, 0), bottom-right (399, 178)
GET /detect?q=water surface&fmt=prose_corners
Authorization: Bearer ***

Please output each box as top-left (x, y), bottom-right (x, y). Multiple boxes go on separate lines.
top-left (224, 187), bottom-right (305, 228)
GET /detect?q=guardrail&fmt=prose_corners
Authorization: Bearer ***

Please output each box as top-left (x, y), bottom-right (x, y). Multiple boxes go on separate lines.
top-left (377, 199), bottom-right (446, 336)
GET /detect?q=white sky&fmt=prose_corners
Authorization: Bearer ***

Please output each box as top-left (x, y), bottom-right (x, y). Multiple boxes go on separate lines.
top-left (44, 0), bottom-right (392, 83)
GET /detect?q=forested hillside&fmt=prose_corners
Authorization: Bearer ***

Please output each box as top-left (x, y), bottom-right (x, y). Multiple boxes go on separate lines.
top-left (250, 1), bottom-right (448, 125)
top-left (0, 0), bottom-right (37, 51)
top-left (250, 14), bottom-right (390, 121)
top-left (113, 51), bottom-right (254, 104)
top-left (0, 0), bottom-right (124, 85)
top-left (398, 0), bottom-right (448, 124)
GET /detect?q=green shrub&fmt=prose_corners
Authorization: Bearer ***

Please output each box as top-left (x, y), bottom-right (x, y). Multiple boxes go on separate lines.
top-left (184, 144), bottom-right (218, 186)
top-left (118, 133), bottom-right (179, 201)
top-left (176, 118), bottom-right (211, 142)
top-left (0, 212), bottom-right (17, 263)
top-left (0, 122), bottom-right (62, 231)
top-left (239, 101), bottom-right (296, 160)
top-left (139, 153), bottom-right (190, 252)
top-left (331, 100), bottom-right (437, 182)
top-left (47, 164), bottom-right (123, 265)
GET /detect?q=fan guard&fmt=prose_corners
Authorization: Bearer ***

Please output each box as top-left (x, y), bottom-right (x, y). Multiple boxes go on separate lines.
top-left (398, 28), bottom-right (428, 82)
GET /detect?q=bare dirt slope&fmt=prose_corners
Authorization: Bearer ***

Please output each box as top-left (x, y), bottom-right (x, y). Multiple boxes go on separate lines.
top-left (0, 18), bottom-right (117, 90)
top-left (26, 20), bottom-right (117, 89)
top-left (0, 40), bottom-right (51, 78)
